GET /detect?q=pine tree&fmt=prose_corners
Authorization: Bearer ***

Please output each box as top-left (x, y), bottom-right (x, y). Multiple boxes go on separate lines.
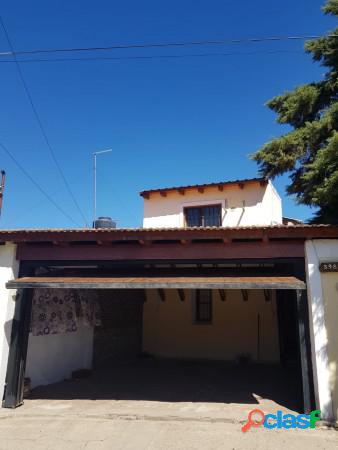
top-left (252, 0), bottom-right (338, 223)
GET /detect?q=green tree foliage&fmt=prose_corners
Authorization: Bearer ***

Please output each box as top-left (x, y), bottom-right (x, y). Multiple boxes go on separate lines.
top-left (252, 0), bottom-right (338, 223)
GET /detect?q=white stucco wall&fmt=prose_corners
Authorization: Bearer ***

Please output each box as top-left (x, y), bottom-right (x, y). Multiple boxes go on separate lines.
top-left (261, 180), bottom-right (283, 225)
top-left (143, 289), bottom-right (280, 362)
top-left (0, 243), bottom-right (18, 401)
top-left (143, 181), bottom-right (282, 228)
top-left (305, 239), bottom-right (338, 421)
top-left (26, 324), bottom-right (94, 388)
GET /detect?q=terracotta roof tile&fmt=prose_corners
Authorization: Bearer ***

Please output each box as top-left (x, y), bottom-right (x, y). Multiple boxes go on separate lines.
top-left (0, 223), bottom-right (338, 235)
top-left (0, 223), bottom-right (335, 234)
top-left (0, 224), bottom-right (337, 243)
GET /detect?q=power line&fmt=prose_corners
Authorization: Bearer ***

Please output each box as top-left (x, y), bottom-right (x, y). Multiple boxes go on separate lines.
top-left (0, 34), bottom-right (335, 57)
top-left (0, 141), bottom-right (81, 226)
top-left (9, 188), bottom-right (61, 226)
top-left (0, 15), bottom-right (89, 227)
top-left (0, 49), bottom-right (302, 64)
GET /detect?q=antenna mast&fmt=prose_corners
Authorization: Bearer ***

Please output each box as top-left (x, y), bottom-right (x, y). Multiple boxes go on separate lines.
top-left (0, 170), bottom-right (6, 217)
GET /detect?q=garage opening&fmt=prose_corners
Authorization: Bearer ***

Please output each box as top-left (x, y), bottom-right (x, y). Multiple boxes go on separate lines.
top-left (25, 288), bottom-right (145, 390)
top-left (4, 272), bottom-right (310, 415)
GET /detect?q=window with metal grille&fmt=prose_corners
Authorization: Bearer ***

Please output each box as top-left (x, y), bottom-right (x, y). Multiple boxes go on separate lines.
top-left (184, 204), bottom-right (222, 227)
top-left (195, 290), bottom-right (212, 323)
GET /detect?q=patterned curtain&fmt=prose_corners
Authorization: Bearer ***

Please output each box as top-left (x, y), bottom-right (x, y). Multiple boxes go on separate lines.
top-left (31, 289), bottom-right (101, 336)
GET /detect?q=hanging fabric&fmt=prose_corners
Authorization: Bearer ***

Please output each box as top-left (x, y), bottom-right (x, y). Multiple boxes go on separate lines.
top-left (31, 289), bottom-right (77, 336)
top-left (31, 288), bottom-right (101, 336)
top-left (76, 290), bottom-right (102, 328)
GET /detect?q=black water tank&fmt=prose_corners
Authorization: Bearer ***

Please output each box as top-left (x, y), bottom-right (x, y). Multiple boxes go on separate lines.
top-left (93, 217), bottom-right (116, 229)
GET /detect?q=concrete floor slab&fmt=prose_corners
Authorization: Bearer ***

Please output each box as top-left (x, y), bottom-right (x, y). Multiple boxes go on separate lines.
top-left (0, 359), bottom-right (337, 449)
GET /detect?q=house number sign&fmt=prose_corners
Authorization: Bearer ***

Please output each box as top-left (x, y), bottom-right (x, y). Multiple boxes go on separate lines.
top-left (319, 262), bottom-right (338, 272)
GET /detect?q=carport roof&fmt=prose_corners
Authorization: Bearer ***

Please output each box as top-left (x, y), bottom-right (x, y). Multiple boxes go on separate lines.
top-left (0, 224), bottom-right (337, 244)
top-left (6, 275), bottom-right (306, 290)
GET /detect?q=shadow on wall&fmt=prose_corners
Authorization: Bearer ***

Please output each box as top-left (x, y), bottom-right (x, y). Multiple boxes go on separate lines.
top-left (28, 358), bottom-right (302, 412)
top-left (4, 319), bottom-right (13, 347)
top-left (0, 320), bottom-right (13, 399)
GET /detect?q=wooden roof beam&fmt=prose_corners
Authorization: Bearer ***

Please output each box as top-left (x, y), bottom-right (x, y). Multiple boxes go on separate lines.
top-left (7, 276), bottom-right (307, 290)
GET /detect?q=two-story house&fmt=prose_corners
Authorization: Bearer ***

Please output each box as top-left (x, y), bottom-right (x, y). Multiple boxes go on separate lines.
top-left (141, 177), bottom-right (282, 228)
top-left (139, 178), bottom-right (285, 364)
top-left (2, 176), bottom-right (338, 423)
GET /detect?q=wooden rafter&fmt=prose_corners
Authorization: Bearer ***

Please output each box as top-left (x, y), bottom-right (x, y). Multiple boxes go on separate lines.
top-left (218, 289), bottom-right (226, 301)
top-left (241, 289), bottom-right (249, 301)
top-left (177, 289), bottom-right (185, 301)
top-left (158, 289), bottom-right (165, 302)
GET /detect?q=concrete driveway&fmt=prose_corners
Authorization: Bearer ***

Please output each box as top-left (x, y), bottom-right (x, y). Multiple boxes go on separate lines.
top-left (0, 359), bottom-right (337, 449)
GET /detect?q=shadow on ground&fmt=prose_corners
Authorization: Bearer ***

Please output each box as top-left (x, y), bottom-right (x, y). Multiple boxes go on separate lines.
top-left (29, 358), bottom-right (302, 411)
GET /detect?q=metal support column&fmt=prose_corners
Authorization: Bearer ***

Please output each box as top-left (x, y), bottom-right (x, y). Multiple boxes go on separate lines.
top-left (296, 288), bottom-right (313, 414)
top-left (2, 288), bottom-right (33, 408)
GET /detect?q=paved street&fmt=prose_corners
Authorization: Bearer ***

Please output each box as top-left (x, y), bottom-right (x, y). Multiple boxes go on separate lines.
top-left (0, 360), bottom-right (337, 449)
top-left (0, 397), bottom-right (337, 449)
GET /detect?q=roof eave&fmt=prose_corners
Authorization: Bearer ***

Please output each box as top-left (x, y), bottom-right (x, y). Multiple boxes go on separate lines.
top-left (0, 224), bottom-right (337, 243)
top-left (140, 177), bottom-right (268, 198)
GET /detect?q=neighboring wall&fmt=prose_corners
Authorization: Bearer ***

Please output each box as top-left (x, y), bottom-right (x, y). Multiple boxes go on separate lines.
top-left (26, 324), bottom-right (93, 388)
top-left (143, 289), bottom-right (280, 362)
top-left (0, 244), bottom-right (18, 401)
top-left (143, 181), bottom-right (282, 228)
top-left (306, 240), bottom-right (338, 422)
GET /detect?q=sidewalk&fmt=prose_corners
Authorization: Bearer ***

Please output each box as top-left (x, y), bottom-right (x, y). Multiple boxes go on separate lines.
top-left (0, 398), bottom-right (337, 450)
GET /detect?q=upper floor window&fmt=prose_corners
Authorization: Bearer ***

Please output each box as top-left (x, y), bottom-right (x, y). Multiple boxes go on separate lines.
top-left (184, 204), bottom-right (222, 227)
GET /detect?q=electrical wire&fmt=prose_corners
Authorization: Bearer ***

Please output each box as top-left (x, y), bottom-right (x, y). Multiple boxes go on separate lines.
top-left (0, 141), bottom-right (81, 226)
top-left (0, 15), bottom-right (89, 227)
top-left (0, 34), bottom-right (336, 57)
top-left (0, 49), bottom-right (302, 64)
top-left (0, 28), bottom-right (332, 227)
top-left (8, 188), bottom-right (60, 226)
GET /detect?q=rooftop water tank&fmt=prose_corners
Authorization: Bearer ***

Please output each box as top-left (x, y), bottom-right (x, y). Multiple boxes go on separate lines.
top-left (93, 216), bottom-right (117, 229)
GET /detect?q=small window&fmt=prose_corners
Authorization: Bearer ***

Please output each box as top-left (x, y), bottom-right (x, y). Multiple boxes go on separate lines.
top-left (184, 204), bottom-right (222, 227)
top-left (195, 290), bottom-right (212, 323)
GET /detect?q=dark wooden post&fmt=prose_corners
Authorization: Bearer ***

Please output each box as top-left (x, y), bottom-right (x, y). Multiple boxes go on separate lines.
top-left (296, 289), bottom-right (312, 414)
top-left (3, 288), bottom-right (33, 408)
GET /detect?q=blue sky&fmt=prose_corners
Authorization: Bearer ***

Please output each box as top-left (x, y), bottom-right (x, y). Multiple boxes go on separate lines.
top-left (0, 0), bottom-right (336, 228)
